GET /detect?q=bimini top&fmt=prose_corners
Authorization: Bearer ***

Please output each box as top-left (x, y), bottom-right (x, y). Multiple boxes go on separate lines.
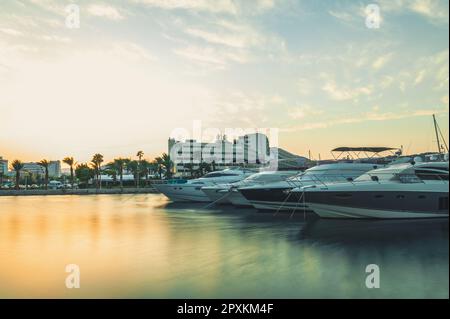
top-left (332, 147), bottom-right (399, 153)
top-left (331, 146), bottom-right (401, 161)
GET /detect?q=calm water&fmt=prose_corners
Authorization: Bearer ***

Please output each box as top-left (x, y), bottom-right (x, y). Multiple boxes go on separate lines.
top-left (0, 194), bottom-right (448, 298)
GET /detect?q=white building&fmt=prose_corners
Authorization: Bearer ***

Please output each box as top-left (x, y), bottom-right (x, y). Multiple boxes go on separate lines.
top-left (168, 133), bottom-right (272, 175)
top-left (0, 157), bottom-right (7, 175)
top-left (22, 161), bottom-right (61, 177)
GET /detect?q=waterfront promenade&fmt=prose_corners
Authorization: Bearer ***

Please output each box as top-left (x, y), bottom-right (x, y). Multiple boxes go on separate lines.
top-left (0, 187), bottom-right (158, 196)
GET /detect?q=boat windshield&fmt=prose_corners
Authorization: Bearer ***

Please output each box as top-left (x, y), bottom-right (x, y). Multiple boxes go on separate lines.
top-left (202, 172), bottom-right (241, 178)
top-left (244, 173), bottom-right (291, 183)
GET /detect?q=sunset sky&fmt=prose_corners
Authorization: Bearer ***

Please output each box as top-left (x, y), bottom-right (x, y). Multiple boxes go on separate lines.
top-left (0, 0), bottom-right (448, 165)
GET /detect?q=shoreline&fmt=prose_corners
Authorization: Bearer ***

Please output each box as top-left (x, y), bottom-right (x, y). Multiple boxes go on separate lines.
top-left (0, 187), bottom-right (159, 197)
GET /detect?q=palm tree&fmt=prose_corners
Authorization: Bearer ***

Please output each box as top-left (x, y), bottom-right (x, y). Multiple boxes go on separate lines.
top-left (90, 153), bottom-right (104, 190)
top-left (127, 160), bottom-right (139, 187)
top-left (140, 159), bottom-right (150, 187)
top-left (136, 151), bottom-right (144, 188)
top-left (11, 160), bottom-right (24, 190)
top-left (38, 159), bottom-right (50, 190)
top-left (109, 158), bottom-right (127, 190)
top-left (153, 158), bottom-right (163, 179)
top-left (63, 157), bottom-right (76, 189)
top-left (157, 153), bottom-right (173, 179)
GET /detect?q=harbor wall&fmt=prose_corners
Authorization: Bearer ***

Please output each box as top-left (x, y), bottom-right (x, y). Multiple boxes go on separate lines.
top-left (0, 187), bottom-right (158, 196)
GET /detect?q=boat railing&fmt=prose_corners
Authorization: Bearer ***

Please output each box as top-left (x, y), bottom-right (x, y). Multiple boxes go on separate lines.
top-left (284, 174), bottom-right (359, 189)
top-left (300, 172), bottom-right (448, 189)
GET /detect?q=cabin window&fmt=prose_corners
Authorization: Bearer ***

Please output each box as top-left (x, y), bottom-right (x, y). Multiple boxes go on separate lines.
top-left (374, 194), bottom-right (384, 198)
top-left (371, 176), bottom-right (379, 182)
top-left (415, 169), bottom-right (449, 181)
top-left (438, 197), bottom-right (448, 210)
top-left (396, 195), bottom-right (405, 199)
top-left (418, 195), bottom-right (426, 199)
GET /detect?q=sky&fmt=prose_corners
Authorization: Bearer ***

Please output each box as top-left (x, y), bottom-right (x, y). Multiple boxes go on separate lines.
top-left (0, 0), bottom-right (448, 166)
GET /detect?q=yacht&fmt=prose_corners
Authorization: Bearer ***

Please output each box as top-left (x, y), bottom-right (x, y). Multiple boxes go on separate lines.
top-left (201, 170), bottom-right (301, 206)
top-left (292, 161), bottom-right (449, 219)
top-left (238, 162), bottom-right (384, 211)
top-left (153, 168), bottom-right (256, 202)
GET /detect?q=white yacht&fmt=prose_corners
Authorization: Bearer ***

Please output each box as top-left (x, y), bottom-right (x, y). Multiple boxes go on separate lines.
top-left (153, 168), bottom-right (256, 202)
top-left (292, 161), bottom-right (449, 219)
top-left (238, 162), bottom-right (384, 211)
top-left (201, 170), bottom-right (301, 206)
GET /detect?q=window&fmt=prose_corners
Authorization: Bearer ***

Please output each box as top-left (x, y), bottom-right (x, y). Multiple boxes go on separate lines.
top-left (204, 172), bottom-right (240, 178)
top-left (418, 195), bottom-right (426, 199)
top-left (415, 169), bottom-right (449, 181)
top-left (396, 194), bottom-right (405, 199)
top-left (374, 194), bottom-right (384, 198)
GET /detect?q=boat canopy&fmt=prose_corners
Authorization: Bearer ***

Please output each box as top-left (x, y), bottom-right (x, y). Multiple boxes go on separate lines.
top-left (331, 146), bottom-right (401, 160)
top-left (332, 147), bottom-right (398, 153)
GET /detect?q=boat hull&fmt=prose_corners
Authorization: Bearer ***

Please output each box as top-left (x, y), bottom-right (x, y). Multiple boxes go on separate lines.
top-left (153, 184), bottom-right (210, 202)
top-left (227, 191), bottom-right (252, 207)
top-left (201, 188), bottom-right (232, 204)
top-left (308, 203), bottom-right (449, 219)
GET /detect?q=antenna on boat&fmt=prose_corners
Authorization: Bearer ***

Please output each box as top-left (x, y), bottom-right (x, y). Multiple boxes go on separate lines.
top-left (433, 114), bottom-right (442, 154)
top-left (433, 114), bottom-right (449, 153)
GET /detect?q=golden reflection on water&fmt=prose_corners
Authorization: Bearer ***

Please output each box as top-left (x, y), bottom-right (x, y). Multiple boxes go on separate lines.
top-left (0, 194), bottom-right (448, 298)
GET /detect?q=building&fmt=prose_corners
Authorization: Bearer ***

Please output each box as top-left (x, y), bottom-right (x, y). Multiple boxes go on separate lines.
top-left (0, 157), bottom-right (8, 175)
top-left (22, 161), bottom-right (61, 178)
top-left (168, 133), bottom-right (303, 175)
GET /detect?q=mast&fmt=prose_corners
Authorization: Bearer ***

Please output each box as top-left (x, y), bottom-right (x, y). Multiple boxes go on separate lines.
top-left (433, 114), bottom-right (442, 154)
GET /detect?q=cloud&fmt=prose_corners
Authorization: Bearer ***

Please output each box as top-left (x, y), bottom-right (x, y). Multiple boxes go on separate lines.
top-left (0, 27), bottom-right (23, 36)
top-left (87, 4), bottom-right (125, 21)
top-left (288, 105), bottom-right (323, 119)
top-left (285, 107), bottom-right (448, 132)
top-left (184, 23), bottom-right (262, 49)
top-left (372, 53), bottom-right (393, 70)
top-left (322, 81), bottom-right (372, 101)
top-left (132, 0), bottom-right (238, 15)
top-left (173, 45), bottom-right (248, 70)
top-left (172, 17), bottom-right (286, 69)
top-left (328, 10), bottom-right (354, 23)
top-left (376, 0), bottom-right (449, 23)
top-left (414, 70), bottom-right (426, 85)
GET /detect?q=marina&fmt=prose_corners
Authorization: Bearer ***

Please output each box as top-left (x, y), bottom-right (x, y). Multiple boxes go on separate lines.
top-left (0, 0), bottom-right (448, 304)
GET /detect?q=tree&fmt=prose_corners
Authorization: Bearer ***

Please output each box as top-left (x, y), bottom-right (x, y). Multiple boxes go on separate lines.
top-left (107, 158), bottom-right (128, 190)
top-left (127, 160), bottom-right (139, 187)
top-left (11, 160), bottom-right (24, 190)
top-left (140, 159), bottom-right (150, 187)
top-left (90, 154), bottom-right (104, 190)
top-left (153, 159), bottom-right (163, 179)
top-left (63, 157), bottom-right (76, 189)
top-left (136, 151), bottom-right (144, 188)
top-left (199, 162), bottom-right (210, 176)
top-left (75, 163), bottom-right (93, 187)
top-left (38, 159), bottom-right (50, 190)
top-left (155, 153), bottom-right (173, 179)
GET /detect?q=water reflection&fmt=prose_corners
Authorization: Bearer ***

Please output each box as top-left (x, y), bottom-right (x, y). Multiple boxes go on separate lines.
top-left (0, 194), bottom-right (448, 298)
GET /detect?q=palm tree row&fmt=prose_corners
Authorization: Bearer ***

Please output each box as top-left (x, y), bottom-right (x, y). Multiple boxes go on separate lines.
top-left (6, 151), bottom-right (174, 191)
